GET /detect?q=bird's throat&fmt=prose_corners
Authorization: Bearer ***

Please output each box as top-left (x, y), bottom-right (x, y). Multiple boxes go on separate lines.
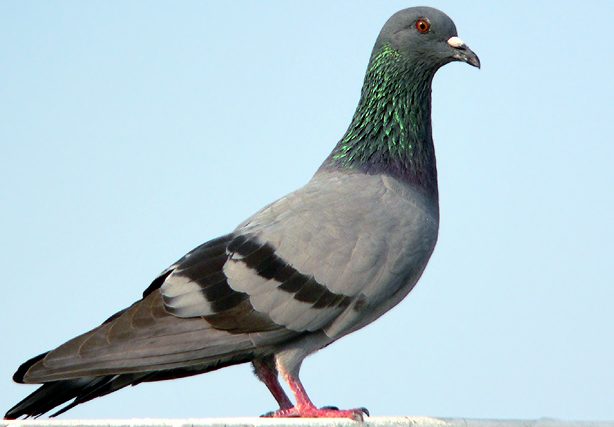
top-left (322, 45), bottom-right (438, 197)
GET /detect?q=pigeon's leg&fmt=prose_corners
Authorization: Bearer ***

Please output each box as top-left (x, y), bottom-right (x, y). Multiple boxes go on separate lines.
top-left (252, 356), bottom-right (293, 410)
top-left (262, 360), bottom-right (368, 421)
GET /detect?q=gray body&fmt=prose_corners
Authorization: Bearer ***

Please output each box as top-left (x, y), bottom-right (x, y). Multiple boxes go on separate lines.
top-left (21, 171), bottom-right (438, 383)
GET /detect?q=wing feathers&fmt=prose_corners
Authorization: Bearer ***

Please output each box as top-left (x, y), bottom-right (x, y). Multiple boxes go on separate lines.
top-left (22, 290), bottom-right (286, 383)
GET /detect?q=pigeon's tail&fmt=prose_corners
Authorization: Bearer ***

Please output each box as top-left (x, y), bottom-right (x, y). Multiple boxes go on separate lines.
top-left (5, 354), bottom-right (254, 419)
top-left (5, 374), bottom-right (137, 419)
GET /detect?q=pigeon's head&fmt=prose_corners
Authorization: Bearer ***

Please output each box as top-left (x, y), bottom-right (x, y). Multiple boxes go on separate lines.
top-left (374, 6), bottom-right (480, 71)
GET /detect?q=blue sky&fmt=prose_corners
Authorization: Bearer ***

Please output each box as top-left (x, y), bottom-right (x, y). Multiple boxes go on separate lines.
top-left (1, 1), bottom-right (613, 421)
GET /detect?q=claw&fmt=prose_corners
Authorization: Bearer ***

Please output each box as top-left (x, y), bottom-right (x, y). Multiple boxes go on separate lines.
top-left (349, 411), bottom-right (364, 422)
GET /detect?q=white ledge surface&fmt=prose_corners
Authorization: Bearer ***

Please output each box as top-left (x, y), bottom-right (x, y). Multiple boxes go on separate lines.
top-left (3, 417), bottom-right (614, 427)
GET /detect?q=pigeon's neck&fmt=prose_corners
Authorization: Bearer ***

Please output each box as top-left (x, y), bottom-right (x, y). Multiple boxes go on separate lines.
top-left (321, 45), bottom-right (438, 197)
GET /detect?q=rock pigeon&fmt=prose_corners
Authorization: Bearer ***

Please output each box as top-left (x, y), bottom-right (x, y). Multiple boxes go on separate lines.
top-left (5, 6), bottom-right (479, 421)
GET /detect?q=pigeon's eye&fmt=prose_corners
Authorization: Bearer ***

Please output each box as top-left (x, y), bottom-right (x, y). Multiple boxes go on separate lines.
top-left (416, 19), bottom-right (430, 33)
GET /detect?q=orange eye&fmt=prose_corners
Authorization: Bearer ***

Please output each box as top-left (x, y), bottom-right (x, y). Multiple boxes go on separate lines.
top-left (416, 19), bottom-right (430, 33)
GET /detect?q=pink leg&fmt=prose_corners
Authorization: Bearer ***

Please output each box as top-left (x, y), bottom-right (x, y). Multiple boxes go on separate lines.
top-left (252, 358), bottom-right (294, 410)
top-left (262, 367), bottom-right (369, 421)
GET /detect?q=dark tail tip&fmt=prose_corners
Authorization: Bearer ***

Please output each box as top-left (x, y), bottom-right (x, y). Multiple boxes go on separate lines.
top-left (5, 381), bottom-right (62, 419)
top-left (4, 375), bottom-right (142, 419)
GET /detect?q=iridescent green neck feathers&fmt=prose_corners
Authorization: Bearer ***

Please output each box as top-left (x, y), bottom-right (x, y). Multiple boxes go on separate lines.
top-left (321, 44), bottom-right (438, 196)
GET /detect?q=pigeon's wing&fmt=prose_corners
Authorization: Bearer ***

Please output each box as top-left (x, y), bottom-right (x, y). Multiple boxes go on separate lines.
top-left (20, 235), bottom-right (297, 384)
top-left (165, 171), bottom-right (439, 340)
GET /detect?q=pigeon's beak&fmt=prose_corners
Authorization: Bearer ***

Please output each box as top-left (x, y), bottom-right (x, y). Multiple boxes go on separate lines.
top-left (447, 36), bottom-right (480, 69)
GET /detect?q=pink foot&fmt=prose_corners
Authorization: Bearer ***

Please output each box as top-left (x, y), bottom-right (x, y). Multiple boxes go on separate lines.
top-left (262, 404), bottom-right (369, 421)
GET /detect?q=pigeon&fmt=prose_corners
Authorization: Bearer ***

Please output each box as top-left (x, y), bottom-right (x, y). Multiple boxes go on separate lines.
top-left (5, 6), bottom-right (479, 421)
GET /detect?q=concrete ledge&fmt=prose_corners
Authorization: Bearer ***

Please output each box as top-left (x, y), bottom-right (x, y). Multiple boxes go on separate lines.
top-left (3, 417), bottom-right (614, 427)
